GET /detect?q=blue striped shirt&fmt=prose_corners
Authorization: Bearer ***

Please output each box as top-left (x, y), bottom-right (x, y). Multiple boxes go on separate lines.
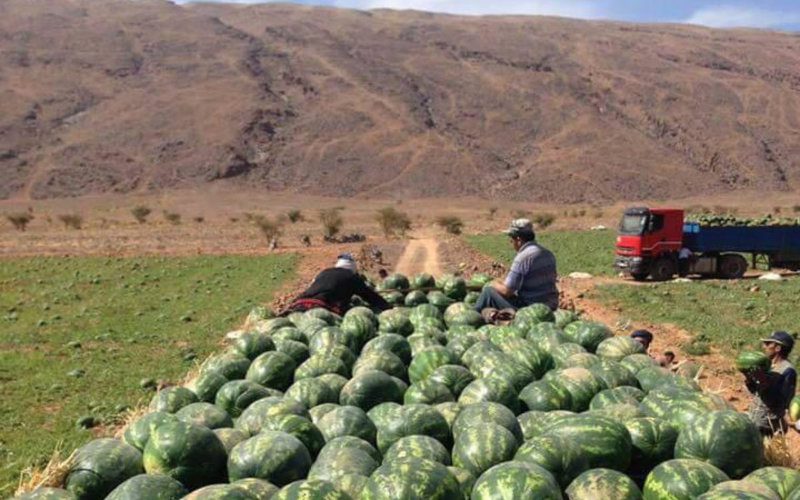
top-left (504, 241), bottom-right (559, 309)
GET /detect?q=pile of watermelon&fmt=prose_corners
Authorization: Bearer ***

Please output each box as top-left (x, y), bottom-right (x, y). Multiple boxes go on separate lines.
top-left (18, 273), bottom-right (800, 499)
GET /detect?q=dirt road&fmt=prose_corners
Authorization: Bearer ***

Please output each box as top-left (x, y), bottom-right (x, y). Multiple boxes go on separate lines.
top-left (394, 231), bottom-right (443, 277)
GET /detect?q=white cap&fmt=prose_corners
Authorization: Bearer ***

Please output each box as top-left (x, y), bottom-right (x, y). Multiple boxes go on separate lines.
top-left (335, 253), bottom-right (357, 272)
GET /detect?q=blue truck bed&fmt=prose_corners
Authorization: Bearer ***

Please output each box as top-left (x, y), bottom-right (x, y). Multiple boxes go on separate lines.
top-left (683, 223), bottom-right (800, 254)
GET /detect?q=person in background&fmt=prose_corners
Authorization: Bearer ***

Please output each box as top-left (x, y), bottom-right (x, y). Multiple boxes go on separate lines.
top-left (281, 254), bottom-right (390, 315)
top-left (746, 331), bottom-right (797, 435)
top-left (678, 247), bottom-right (693, 277)
top-left (631, 329), bottom-right (674, 368)
top-left (473, 219), bottom-right (559, 318)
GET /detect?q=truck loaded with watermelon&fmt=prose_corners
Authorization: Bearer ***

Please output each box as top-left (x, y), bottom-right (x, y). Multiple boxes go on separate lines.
top-left (16, 273), bottom-right (800, 499)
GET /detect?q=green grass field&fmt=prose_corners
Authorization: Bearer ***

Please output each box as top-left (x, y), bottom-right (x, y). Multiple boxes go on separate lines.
top-left (592, 280), bottom-right (800, 356)
top-left (0, 254), bottom-right (295, 495)
top-left (466, 230), bottom-right (617, 277)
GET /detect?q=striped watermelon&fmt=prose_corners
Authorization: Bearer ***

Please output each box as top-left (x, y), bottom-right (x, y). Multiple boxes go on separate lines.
top-left (552, 343), bottom-right (588, 367)
top-left (383, 435), bottom-right (451, 465)
top-left (201, 352), bottom-right (251, 380)
top-left (272, 479), bottom-right (349, 499)
top-left (284, 378), bottom-right (339, 409)
top-left (189, 370), bottom-right (229, 403)
top-left (309, 403), bottom-right (340, 425)
top-left (235, 397), bottom-right (309, 435)
top-left (214, 428), bottom-right (249, 454)
top-left (458, 376), bottom-right (520, 413)
top-left (745, 467), bottom-right (800, 499)
top-left (596, 336), bottom-right (647, 361)
top-left (588, 403), bottom-right (642, 421)
top-left (514, 434), bottom-right (589, 487)
top-left (435, 401), bottom-right (462, 429)
top-left (340, 370), bottom-right (405, 411)
top-left (65, 439), bottom-right (144, 499)
top-left (471, 461), bottom-right (561, 500)
top-left (149, 387), bottom-right (198, 414)
top-left (452, 423), bottom-right (518, 476)
top-left (404, 379), bottom-right (455, 405)
top-left (123, 412), bottom-right (179, 452)
top-left (375, 404), bottom-right (451, 454)
top-left (274, 339), bottom-right (310, 364)
top-left (448, 466), bottom-right (476, 498)
top-left (517, 410), bottom-right (575, 440)
top-left (233, 478), bottom-right (280, 498)
top-left (519, 379), bottom-right (573, 412)
top-left (563, 321), bottom-right (612, 352)
top-left (174, 402), bottom-right (233, 430)
top-left (294, 354), bottom-right (350, 380)
top-left (563, 352), bottom-right (602, 369)
top-left (318, 435), bottom-right (381, 463)
top-left (310, 444), bottom-right (378, 481)
top-left (554, 309), bottom-right (580, 329)
top-left (352, 350), bottom-right (407, 380)
top-left (215, 380), bottom-right (275, 417)
top-left (408, 333), bottom-right (443, 357)
top-left (643, 459), bottom-right (729, 500)
top-left (496, 338), bottom-right (550, 378)
top-left (404, 290), bottom-right (429, 307)
top-left (696, 480), bottom-right (780, 500)
top-left (143, 421), bottom-right (227, 489)
top-left (624, 417), bottom-right (679, 476)
top-left (227, 430), bottom-right (312, 486)
top-left (378, 309), bottom-right (414, 336)
top-left (232, 331), bottom-right (276, 360)
top-left (316, 405), bottom-right (377, 444)
top-left (452, 402), bottom-right (523, 442)
top-left (544, 367), bottom-right (607, 412)
top-left (620, 353), bottom-right (657, 376)
top-left (674, 410), bottom-right (763, 478)
top-left (408, 346), bottom-right (460, 384)
top-left (105, 474), bottom-right (187, 500)
top-left (362, 334), bottom-right (412, 365)
top-left (590, 386), bottom-right (645, 410)
top-left (362, 457), bottom-right (461, 499)
top-left (566, 468), bottom-right (642, 500)
top-left (309, 327), bottom-right (359, 356)
top-left (541, 414), bottom-right (632, 471)
top-left (428, 364), bottom-right (475, 396)
top-left (182, 484), bottom-right (256, 499)
top-left (246, 351), bottom-right (297, 390)
top-left (258, 414), bottom-right (325, 458)
top-left (590, 360), bottom-right (640, 389)
top-left (735, 351), bottom-right (772, 373)
top-left (273, 326), bottom-right (308, 344)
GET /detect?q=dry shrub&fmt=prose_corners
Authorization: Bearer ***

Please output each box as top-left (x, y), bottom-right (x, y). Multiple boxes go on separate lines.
top-left (131, 206), bottom-right (151, 224)
top-left (764, 434), bottom-right (794, 467)
top-left (6, 212), bottom-right (33, 231)
top-left (252, 215), bottom-right (282, 244)
top-left (163, 211), bottom-right (181, 225)
top-left (287, 209), bottom-right (304, 223)
top-left (58, 214), bottom-right (83, 230)
top-left (15, 446), bottom-right (76, 496)
top-left (376, 207), bottom-right (411, 238)
top-left (193, 216), bottom-right (205, 223)
top-left (436, 215), bottom-right (464, 235)
top-left (532, 213), bottom-right (556, 229)
top-left (319, 208), bottom-right (344, 239)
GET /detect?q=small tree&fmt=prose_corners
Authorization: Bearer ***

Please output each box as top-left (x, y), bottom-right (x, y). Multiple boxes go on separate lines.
top-left (376, 207), bottom-right (412, 238)
top-left (131, 206), bottom-right (151, 224)
top-left (436, 215), bottom-right (464, 235)
top-left (488, 207), bottom-right (498, 219)
top-left (58, 214), bottom-right (83, 230)
top-left (319, 208), bottom-right (344, 239)
top-left (7, 213), bottom-right (33, 231)
top-left (163, 211), bottom-right (181, 225)
top-left (253, 215), bottom-right (282, 248)
top-left (532, 213), bottom-right (556, 229)
top-left (287, 209), bottom-right (304, 223)
top-left (193, 216), bottom-right (205, 223)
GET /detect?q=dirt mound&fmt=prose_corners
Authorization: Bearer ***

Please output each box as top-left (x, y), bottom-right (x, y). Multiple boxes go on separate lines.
top-left (2, 1), bottom-right (800, 202)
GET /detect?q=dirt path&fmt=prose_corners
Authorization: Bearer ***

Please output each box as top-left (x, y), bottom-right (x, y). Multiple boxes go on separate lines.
top-left (394, 231), bottom-right (443, 277)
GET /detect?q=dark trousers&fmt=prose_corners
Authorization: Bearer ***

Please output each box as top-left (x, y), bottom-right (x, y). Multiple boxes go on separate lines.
top-left (473, 287), bottom-right (522, 312)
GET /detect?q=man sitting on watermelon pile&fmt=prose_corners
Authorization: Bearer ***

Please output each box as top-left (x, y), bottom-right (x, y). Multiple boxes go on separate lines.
top-left (474, 218), bottom-right (559, 322)
top-left (745, 331), bottom-right (797, 435)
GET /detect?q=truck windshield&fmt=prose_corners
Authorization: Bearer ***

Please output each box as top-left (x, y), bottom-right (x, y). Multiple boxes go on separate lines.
top-left (619, 214), bottom-right (647, 235)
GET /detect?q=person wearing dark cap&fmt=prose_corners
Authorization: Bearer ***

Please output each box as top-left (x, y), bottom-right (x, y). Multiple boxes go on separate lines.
top-left (281, 253), bottom-right (391, 316)
top-left (473, 218), bottom-right (559, 316)
top-left (746, 331), bottom-right (797, 435)
top-left (631, 329), bottom-right (674, 367)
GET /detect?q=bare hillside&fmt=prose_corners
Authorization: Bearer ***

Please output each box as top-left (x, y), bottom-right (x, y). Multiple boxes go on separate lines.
top-left (1, 0), bottom-right (799, 202)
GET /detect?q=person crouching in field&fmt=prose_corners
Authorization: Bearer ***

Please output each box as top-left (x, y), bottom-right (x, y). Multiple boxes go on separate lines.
top-left (281, 254), bottom-right (390, 316)
top-left (745, 331), bottom-right (797, 435)
top-left (474, 219), bottom-right (559, 321)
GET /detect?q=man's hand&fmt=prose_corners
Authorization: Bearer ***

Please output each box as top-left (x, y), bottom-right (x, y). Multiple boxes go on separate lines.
top-left (491, 281), bottom-right (514, 298)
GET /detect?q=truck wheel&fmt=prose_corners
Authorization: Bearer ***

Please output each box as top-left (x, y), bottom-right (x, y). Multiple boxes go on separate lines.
top-left (718, 254), bottom-right (747, 279)
top-left (631, 272), bottom-right (648, 281)
top-left (650, 258), bottom-right (675, 282)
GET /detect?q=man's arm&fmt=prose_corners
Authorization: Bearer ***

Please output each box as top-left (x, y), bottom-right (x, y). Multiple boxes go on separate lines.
top-left (353, 275), bottom-right (392, 311)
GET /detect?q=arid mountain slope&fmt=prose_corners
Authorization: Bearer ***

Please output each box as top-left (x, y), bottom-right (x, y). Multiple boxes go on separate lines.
top-left (1, 0), bottom-right (800, 202)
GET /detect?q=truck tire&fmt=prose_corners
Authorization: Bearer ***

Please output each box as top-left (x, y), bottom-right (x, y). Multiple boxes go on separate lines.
top-left (718, 254), bottom-right (747, 279)
top-left (631, 272), bottom-right (648, 281)
top-left (650, 258), bottom-right (675, 282)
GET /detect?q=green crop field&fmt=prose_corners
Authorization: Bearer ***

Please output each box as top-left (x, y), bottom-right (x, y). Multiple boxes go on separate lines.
top-left (466, 230), bottom-right (617, 277)
top-left (0, 254), bottom-right (295, 495)
top-left (592, 279), bottom-right (800, 356)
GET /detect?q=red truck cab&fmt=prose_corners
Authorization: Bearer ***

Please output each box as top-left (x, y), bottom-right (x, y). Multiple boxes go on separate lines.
top-left (615, 207), bottom-right (685, 280)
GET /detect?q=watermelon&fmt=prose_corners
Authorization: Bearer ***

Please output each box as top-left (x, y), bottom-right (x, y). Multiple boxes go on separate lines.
top-left (435, 401), bottom-right (462, 429)
top-left (696, 480), bottom-right (780, 500)
top-left (312, 344), bottom-right (357, 370)
top-left (319, 435), bottom-right (381, 463)
top-left (215, 380), bottom-right (275, 417)
top-left (471, 461), bottom-right (562, 500)
top-left (541, 414), bottom-right (632, 471)
top-left (640, 386), bottom-right (729, 430)
top-left (428, 365), bottom-right (475, 396)
top-left (383, 273), bottom-right (410, 291)
top-left (378, 309), bottom-right (414, 336)
top-left (590, 360), bottom-right (640, 389)
top-left (620, 353), bottom-right (657, 376)
top-left (340, 370), bottom-right (405, 411)
top-left (16, 488), bottom-right (77, 499)
top-left (236, 397), bottom-right (309, 435)
top-left (309, 403), bottom-right (340, 425)
top-left (274, 339), bottom-right (310, 364)
top-left (245, 351), bottom-right (297, 391)
top-left (179, 484), bottom-right (253, 499)
top-left (745, 467), bottom-right (800, 499)
top-left (404, 379), bottom-right (455, 405)
top-left (464, 291), bottom-right (481, 307)
top-left (554, 309), bottom-right (580, 329)
top-left (384, 435), bottom-right (451, 465)
top-left (496, 338), bottom-right (550, 378)
top-left (427, 291), bottom-right (456, 311)
top-left (309, 327), bottom-right (359, 356)
top-left (514, 434), bottom-right (589, 487)
top-left (488, 325), bottom-right (527, 345)
top-left (458, 376), bottom-right (520, 413)
top-left (175, 402), bottom-right (233, 429)
top-left (408, 333), bottom-right (444, 357)
top-left (309, 443), bottom-right (377, 481)
top-left (272, 326), bottom-right (308, 344)
top-left (201, 352), bottom-right (251, 380)
top-left (362, 334), bottom-right (412, 365)
top-left (381, 290), bottom-right (405, 306)
top-left (643, 459), bottom-right (729, 500)
top-left (408, 346), bottom-right (460, 384)
top-left (412, 273), bottom-right (437, 289)
top-left (317, 405), bottom-right (377, 444)
top-left (316, 373), bottom-right (348, 396)
top-left (452, 402), bottom-right (523, 443)
top-left (260, 317), bottom-right (295, 333)
top-left (258, 414), bottom-right (325, 457)
top-left (362, 457), bottom-right (461, 499)
top-left (452, 423), bottom-right (518, 476)
top-left (341, 315), bottom-right (377, 349)
top-left (588, 403), bottom-right (642, 421)
top-left (304, 307), bottom-right (341, 325)
top-left (468, 273), bottom-right (493, 287)
top-left (189, 370), bottom-right (229, 403)
top-left (233, 478), bottom-right (280, 498)
top-left (65, 439), bottom-right (144, 499)
top-left (271, 479), bottom-right (349, 499)
top-left (284, 378), bottom-right (338, 409)
top-left (228, 430), bottom-right (312, 486)
top-left (352, 350), bottom-right (407, 380)
top-left (148, 387), bottom-right (198, 414)
top-left (527, 322), bottom-right (568, 350)
top-left (518, 380), bottom-right (572, 412)
top-left (596, 336), bottom-right (647, 361)
top-left (590, 386), bottom-right (645, 410)
top-left (563, 321), bottom-right (613, 352)
top-left (214, 428), bottom-right (249, 454)
top-left (674, 410), bottom-right (763, 478)
top-left (231, 331), bottom-right (275, 360)
top-left (552, 343), bottom-right (588, 367)
top-left (563, 352), bottom-right (602, 369)
top-left (544, 367), bottom-right (607, 412)
top-left (566, 468), bottom-right (643, 500)
top-left (143, 421), bottom-right (227, 489)
top-left (447, 310), bottom-right (484, 328)
top-left (345, 306), bottom-right (378, 324)
top-left (404, 290), bottom-right (429, 307)
top-left (447, 335), bottom-right (481, 360)
top-left (375, 404), bottom-right (451, 454)
top-left (448, 466), bottom-right (476, 498)
top-left (294, 354), bottom-right (349, 380)
top-left (736, 351), bottom-right (772, 373)
top-left (518, 410), bottom-right (576, 441)
top-left (440, 275), bottom-right (468, 300)
top-left (123, 412), bottom-right (179, 452)
top-left (637, 366), bottom-right (683, 393)
top-left (515, 303), bottom-right (555, 324)
top-left (105, 474), bottom-right (187, 500)
top-left (624, 418), bottom-right (679, 476)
